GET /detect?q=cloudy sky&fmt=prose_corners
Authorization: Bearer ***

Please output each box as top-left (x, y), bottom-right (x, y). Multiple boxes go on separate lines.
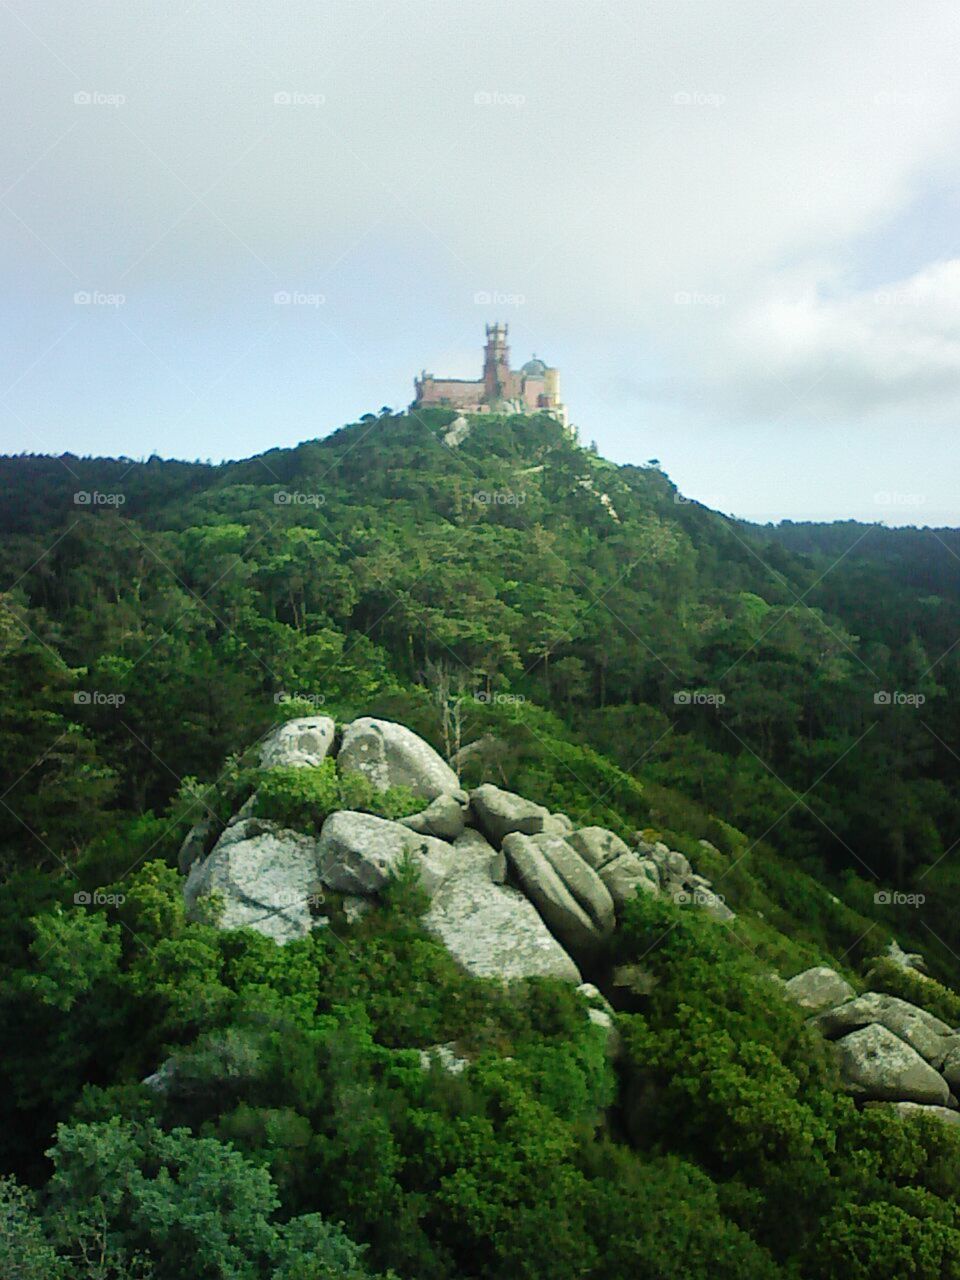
top-left (2, 0), bottom-right (960, 523)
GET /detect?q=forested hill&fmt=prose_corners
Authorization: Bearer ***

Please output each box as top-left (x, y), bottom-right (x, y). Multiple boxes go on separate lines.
top-left (7, 407), bottom-right (960, 1278)
top-left (2, 407), bottom-right (959, 976)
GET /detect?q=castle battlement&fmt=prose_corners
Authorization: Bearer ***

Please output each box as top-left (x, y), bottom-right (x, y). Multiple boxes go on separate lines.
top-left (412, 324), bottom-right (567, 426)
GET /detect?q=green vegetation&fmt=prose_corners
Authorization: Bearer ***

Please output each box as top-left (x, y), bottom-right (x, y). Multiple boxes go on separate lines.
top-left (254, 760), bottom-right (421, 832)
top-left (3, 411), bottom-right (960, 1275)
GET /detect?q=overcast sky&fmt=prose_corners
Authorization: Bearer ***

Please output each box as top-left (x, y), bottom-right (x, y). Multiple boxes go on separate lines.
top-left (2, 0), bottom-right (960, 524)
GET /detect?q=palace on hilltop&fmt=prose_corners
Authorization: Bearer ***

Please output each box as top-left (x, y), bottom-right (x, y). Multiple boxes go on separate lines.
top-left (412, 324), bottom-right (568, 426)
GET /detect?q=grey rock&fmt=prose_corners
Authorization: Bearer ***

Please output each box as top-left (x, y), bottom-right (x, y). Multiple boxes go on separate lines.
top-left (184, 818), bottom-right (323, 943)
top-left (339, 717), bottom-right (460, 801)
top-left (568, 826), bottom-right (631, 872)
top-left (259, 715), bottom-right (336, 769)
top-left (813, 992), bottom-right (953, 1066)
top-left (469, 783), bottom-right (550, 846)
top-left (452, 828), bottom-right (506, 883)
top-left (503, 832), bottom-right (603, 956)
top-left (871, 1101), bottom-right (960, 1127)
top-left (529, 832), bottom-right (615, 934)
top-left (341, 894), bottom-right (372, 924)
top-left (885, 938), bottom-right (931, 977)
top-left (783, 966), bottom-right (856, 1014)
top-left (587, 1007), bottom-right (622, 1060)
top-left (422, 864), bottom-right (581, 983)
top-left (178, 815), bottom-right (217, 874)
top-left (541, 813), bottom-right (573, 837)
top-left (835, 1023), bottom-right (950, 1104)
top-left (934, 1040), bottom-right (960, 1090)
top-left (599, 852), bottom-right (660, 911)
top-left (651, 846), bottom-right (692, 882)
top-left (577, 982), bottom-right (614, 1013)
top-left (317, 810), bottom-right (457, 897)
top-left (401, 793), bottom-right (467, 840)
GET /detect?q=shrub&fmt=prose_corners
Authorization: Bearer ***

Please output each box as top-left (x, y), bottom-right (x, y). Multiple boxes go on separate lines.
top-left (254, 761), bottom-right (422, 833)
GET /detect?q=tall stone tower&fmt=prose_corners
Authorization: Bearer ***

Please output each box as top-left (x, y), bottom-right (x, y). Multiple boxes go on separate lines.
top-left (483, 322), bottom-right (510, 400)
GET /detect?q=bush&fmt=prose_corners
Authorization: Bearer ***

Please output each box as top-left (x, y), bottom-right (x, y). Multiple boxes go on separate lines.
top-left (254, 761), bottom-right (421, 834)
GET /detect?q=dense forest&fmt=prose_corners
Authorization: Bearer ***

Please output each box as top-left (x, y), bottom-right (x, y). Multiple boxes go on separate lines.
top-left (3, 408), bottom-right (960, 1277)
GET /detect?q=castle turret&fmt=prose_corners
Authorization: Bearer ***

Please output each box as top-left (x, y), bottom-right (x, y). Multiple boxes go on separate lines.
top-left (483, 322), bottom-right (510, 400)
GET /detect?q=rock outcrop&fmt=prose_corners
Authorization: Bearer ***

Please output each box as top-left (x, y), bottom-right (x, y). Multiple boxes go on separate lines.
top-left (812, 992), bottom-right (955, 1067)
top-left (184, 818), bottom-right (323, 943)
top-left (503, 833), bottom-right (603, 957)
top-left (568, 826), bottom-right (631, 871)
top-left (423, 863), bottom-right (582, 984)
top-left (833, 1024), bottom-right (951, 1105)
top-left (599, 853), bottom-right (660, 911)
top-left (469, 783), bottom-right (551, 846)
top-left (183, 712), bottom-right (736, 986)
top-left (783, 966), bottom-right (856, 1014)
top-left (317, 810), bottom-right (456, 897)
top-left (401, 793), bottom-right (467, 840)
top-left (338, 717), bottom-right (461, 801)
top-left (259, 715), bottom-right (336, 769)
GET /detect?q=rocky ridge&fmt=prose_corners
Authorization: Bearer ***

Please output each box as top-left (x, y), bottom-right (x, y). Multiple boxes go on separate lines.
top-left (182, 714), bottom-right (958, 1127)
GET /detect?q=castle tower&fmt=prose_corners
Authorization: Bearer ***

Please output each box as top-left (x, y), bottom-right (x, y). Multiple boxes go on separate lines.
top-left (483, 322), bottom-right (510, 400)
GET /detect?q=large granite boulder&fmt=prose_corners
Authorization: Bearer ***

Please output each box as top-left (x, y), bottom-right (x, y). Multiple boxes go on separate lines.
top-left (469, 784), bottom-right (550, 846)
top-left (939, 1042), bottom-right (960, 1091)
top-left (502, 832), bottom-right (603, 957)
top-left (401, 793), bottom-right (467, 841)
top-left (184, 818), bottom-right (323, 943)
top-left (338, 717), bottom-right (460, 802)
top-left (318, 811), bottom-right (456, 896)
top-left (599, 853), bottom-right (660, 911)
top-left (568, 826), bottom-right (632, 872)
top-left (452, 828), bottom-right (506, 883)
top-left (834, 1024), bottom-right (950, 1104)
top-left (877, 1101), bottom-right (960, 1128)
top-left (528, 833), bottom-right (615, 934)
top-left (259, 716), bottom-right (336, 769)
top-left (422, 865), bottom-right (581, 984)
top-left (813, 992), bottom-right (954, 1066)
top-left (783, 966), bottom-right (856, 1014)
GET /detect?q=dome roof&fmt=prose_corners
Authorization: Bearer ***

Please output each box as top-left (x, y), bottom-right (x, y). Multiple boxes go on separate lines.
top-left (521, 357), bottom-right (548, 378)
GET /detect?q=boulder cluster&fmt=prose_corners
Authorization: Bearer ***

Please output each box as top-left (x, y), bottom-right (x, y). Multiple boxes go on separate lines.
top-left (182, 715), bottom-right (733, 983)
top-left (783, 965), bottom-right (960, 1127)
